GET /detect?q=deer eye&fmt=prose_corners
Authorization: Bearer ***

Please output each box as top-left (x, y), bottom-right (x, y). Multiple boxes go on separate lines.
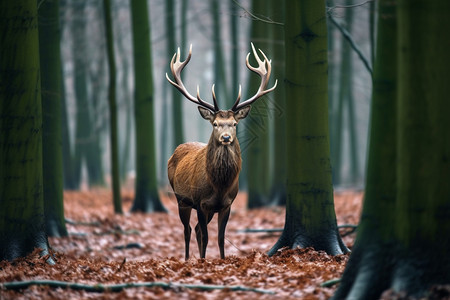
top-left (233, 122), bottom-right (237, 127)
top-left (213, 122), bottom-right (218, 127)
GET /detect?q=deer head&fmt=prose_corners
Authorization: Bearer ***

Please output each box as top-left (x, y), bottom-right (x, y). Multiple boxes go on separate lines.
top-left (165, 42), bottom-right (278, 147)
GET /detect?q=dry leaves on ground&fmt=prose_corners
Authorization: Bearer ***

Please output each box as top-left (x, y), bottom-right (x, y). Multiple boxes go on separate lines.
top-left (0, 189), bottom-right (363, 299)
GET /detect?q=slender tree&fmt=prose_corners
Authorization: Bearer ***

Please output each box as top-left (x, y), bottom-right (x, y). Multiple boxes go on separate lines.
top-left (211, 0), bottom-right (230, 104)
top-left (130, 0), bottom-right (167, 212)
top-left (166, 0), bottom-right (184, 146)
top-left (72, 1), bottom-right (105, 188)
top-left (268, 0), bottom-right (348, 256)
top-left (229, 0), bottom-right (240, 109)
top-left (268, 1), bottom-right (286, 206)
top-left (245, 0), bottom-right (272, 208)
top-left (0, 0), bottom-right (53, 262)
top-left (333, 0), bottom-right (450, 298)
top-left (60, 0), bottom-right (77, 190)
top-left (103, 0), bottom-right (122, 214)
top-left (38, 0), bottom-right (68, 237)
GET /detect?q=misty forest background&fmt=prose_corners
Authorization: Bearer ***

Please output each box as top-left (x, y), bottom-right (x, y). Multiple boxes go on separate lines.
top-left (61, 0), bottom-right (371, 194)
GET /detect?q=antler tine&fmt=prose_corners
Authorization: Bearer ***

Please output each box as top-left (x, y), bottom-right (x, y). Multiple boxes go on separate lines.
top-left (211, 84), bottom-right (220, 111)
top-left (166, 44), bottom-right (218, 112)
top-left (231, 43), bottom-right (277, 112)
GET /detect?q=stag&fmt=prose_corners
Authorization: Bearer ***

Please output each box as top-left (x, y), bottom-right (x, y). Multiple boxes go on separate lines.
top-left (166, 43), bottom-right (277, 260)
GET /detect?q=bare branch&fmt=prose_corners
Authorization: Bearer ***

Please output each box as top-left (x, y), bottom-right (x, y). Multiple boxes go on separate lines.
top-left (1, 280), bottom-right (276, 295)
top-left (328, 15), bottom-right (373, 75)
top-left (232, 0), bottom-right (284, 26)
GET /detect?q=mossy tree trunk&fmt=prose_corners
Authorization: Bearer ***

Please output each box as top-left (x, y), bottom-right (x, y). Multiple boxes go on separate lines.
top-left (268, 0), bottom-right (348, 256)
top-left (38, 0), bottom-right (68, 237)
top-left (268, 1), bottom-right (286, 206)
top-left (246, 0), bottom-right (272, 209)
top-left (333, 0), bottom-right (450, 298)
top-left (0, 0), bottom-right (52, 262)
top-left (130, 0), bottom-right (167, 213)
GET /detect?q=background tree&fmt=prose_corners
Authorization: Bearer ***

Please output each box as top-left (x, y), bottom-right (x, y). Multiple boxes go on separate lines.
top-left (38, 0), bottom-right (68, 237)
top-left (268, 0), bottom-right (348, 256)
top-left (130, 0), bottom-right (167, 213)
top-left (245, 0), bottom-right (272, 208)
top-left (166, 0), bottom-right (184, 147)
top-left (0, 0), bottom-right (53, 262)
top-left (330, 1), bottom-right (360, 185)
top-left (333, 0), bottom-right (450, 298)
top-left (268, 1), bottom-right (286, 206)
top-left (103, 0), bottom-right (122, 214)
top-left (71, 1), bottom-right (105, 188)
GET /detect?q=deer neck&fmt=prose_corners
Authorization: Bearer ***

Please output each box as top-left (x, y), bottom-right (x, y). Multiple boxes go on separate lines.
top-left (206, 135), bottom-right (242, 191)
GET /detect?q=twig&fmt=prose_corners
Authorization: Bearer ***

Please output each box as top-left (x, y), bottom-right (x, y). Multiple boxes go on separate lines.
top-left (320, 278), bottom-right (341, 288)
top-left (327, 0), bottom-right (374, 12)
top-left (328, 15), bottom-right (373, 75)
top-left (238, 224), bottom-right (357, 234)
top-left (1, 280), bottom-right (275, 295)
top-left (338, 224), bottom-right (358, 230)
top-left (338, 224), bottom-right (358, 237)
top-left (232, 0), bottom-right (283, 26)
top-left (65, 218), bottom-right (101, 227)
top-left (237, 228), bottom-right (283, 233)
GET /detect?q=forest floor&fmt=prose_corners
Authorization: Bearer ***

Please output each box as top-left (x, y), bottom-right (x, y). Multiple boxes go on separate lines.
top-left (0, 188), bottom-right (363, 299)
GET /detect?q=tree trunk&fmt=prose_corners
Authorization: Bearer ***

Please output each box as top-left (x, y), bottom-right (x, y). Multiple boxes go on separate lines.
top-left (268, 0), bottom-right (348, 256)
top-left (103, 0), bottom-right (122, 214)
top-left (333, 0), bottom-right (450, 298)
top-left (38, 0), bottom-right (68, 237)
top-left (130, 0), bottom-right (167, 213)
top-left (0, 0), bottom-right (53, 262)
top-left (166, 0), bottom-right (184, 146)
top-left (268, 1), bottom-right (286, 206)
top-left (246, 0), bottom-right (272, 209)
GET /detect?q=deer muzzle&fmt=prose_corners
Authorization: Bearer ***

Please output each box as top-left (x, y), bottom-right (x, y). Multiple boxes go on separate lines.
top-left (220, 133), bottom-right (233, 145)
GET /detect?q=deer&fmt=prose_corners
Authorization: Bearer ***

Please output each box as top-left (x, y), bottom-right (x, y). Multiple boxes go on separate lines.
top-left (166, 43), bottom-right (277, 260)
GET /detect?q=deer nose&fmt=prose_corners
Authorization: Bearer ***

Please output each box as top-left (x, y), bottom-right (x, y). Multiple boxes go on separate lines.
top-left (222, 134), bottom-right (231, 143)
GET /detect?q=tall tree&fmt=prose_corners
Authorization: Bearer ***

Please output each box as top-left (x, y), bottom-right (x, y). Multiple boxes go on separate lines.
top-left (229, 0), bottom-right (240, 109)
top-left (0, 0), bottom-right (53, 262)
top-left (211, 0), bottom-right (230, 104)
top-left (268, 1), bottom-right (286, 205)
top-left (268, 0), bottom-right (348, 256)
top-left (245, 0), bottom-right (272, 208)
top-left (333, 0), bottom-right (450, 298)
top-left (38, 0), bottom-right (68, 237)
top-left (72, 1), bottom-right (105, 188)
top-left (166, 0), bottom-right (184, 146)
top-left (130, 0), bottom-right (167, 213)
top-left (60, 0), bottom-right (77, 190)
top-left (330, 1), bottom-right (360, 186)
top-left (103, 0), bottom-right (122, 214)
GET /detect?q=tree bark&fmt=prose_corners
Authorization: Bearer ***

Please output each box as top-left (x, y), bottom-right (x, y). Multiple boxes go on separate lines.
top-left (246, 0), bottom-right (272, 209)
top-left (0, 0), bottom-right (52, 262)
top-left (130, 0), bottom-right (167, 213)
top-left (103, 0), bottom-right (122, 214)
top-left (268, 0), bottom-right (348, 256)
top-left (38, 0), bottom-right (68, 237)
top-left (333, 0), bottom-right (450, 298)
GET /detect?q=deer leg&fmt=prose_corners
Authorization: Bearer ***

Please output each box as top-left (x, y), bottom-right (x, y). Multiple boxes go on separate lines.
top-left (217, 207), bottom-right (231, 259)
top-left (195, 207), bottom-right (212, 258)
top-left (178, 204), bottom-right (192, 260)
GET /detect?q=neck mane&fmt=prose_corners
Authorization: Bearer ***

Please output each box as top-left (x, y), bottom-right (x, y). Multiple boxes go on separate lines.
top-left (206, 137), bottom-right (241, 191)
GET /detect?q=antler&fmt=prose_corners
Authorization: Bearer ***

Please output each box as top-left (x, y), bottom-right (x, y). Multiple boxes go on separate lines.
top-left (231, 43), bottom-right (278, 112)
top-left (166, 45), bottom-right (219, 112)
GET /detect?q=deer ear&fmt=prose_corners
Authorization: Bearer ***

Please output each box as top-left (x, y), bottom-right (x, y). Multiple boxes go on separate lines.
top-left (198, 106), bottom-right (215, 121)
top-left (234, 105), bottom-right (251, 121)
